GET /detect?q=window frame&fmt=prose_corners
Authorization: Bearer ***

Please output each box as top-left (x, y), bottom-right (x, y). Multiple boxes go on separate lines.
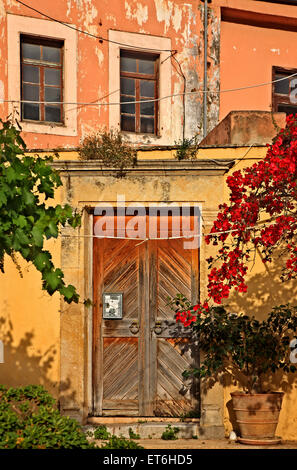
top-left (120, 50), bottom-right (159, 135)
top-left (7, 13), bottom-right (78, 137)
top-left (272, 66), bottom-right (297, 114)
top-left (20, 34), bottom-right (64, 125)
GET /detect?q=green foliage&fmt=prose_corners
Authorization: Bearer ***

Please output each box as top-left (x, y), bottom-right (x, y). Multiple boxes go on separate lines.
top-left (100, 435), bottom-right (144, 449)
top-left (0, 385), bottom-right (95, 449)
top-left (174, 303), bottom-right (297, 394)
top-left (0, 119), bottom-right (81, 303)
top-left (128, 427), bottom-right (140, 439)
top-left (175, 136), bottom-right (198, 160)
top-left (179, 410), bottom-right (200, 421)
top-left (78, 129), bottom-right (137, 177)
top-left (161, 425), bottom-right (180, 440)
top-left (92, 425), bottom-right (142, 448)
top-left (93, 425), bottom-right (111, 440)
top-left (167, 293), bottom-right (192, 311)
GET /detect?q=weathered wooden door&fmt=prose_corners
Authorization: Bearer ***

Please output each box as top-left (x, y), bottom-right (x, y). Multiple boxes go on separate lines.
top-left (93, 214), bottom-right (199, 416)
top-left (149, 238), bottom-right (199, 416)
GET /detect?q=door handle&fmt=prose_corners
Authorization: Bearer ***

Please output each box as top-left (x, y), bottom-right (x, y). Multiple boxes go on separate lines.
top-left (129, 321), bottom-right (139, 335)
top-left (151, 321), bottom-right (163, 335)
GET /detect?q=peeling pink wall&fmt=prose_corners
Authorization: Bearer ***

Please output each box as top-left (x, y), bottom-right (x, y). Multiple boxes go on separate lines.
top-left (2, 0), bottom-right (297, 149)
top-left (0, 0), bottom-right (202, 149)
top-left (214, 0), bottom-right (297, 121)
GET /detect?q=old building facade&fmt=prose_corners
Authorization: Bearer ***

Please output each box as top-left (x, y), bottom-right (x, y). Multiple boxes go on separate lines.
top-left (1, 0), bottom-right (297, 439)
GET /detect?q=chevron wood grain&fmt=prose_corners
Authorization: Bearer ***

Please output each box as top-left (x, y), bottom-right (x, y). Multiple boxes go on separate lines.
top-left (151, 237), bottom-right (199, 416)
top-left (93, 214), bottom-right (199, 417)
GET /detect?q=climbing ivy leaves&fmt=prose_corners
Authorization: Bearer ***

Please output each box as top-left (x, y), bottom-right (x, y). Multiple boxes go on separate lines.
top-left (0, 119), bottom-right (81, 303)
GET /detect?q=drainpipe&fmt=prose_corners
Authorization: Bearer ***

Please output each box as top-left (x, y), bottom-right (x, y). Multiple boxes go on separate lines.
top-left (203, 0), bottom-right (209, 139)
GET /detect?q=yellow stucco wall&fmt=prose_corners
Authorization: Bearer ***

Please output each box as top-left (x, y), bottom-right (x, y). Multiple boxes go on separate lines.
top-left (1, 146), bottom-right (296, 438)
top-left (0, 239), bottom-right (61, 398)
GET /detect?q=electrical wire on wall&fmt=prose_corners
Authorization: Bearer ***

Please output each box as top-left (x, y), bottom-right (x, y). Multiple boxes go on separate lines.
top-left (3, 72), bottom-right (297, 107)
top-left (5, 0), bottom-right (297, 138)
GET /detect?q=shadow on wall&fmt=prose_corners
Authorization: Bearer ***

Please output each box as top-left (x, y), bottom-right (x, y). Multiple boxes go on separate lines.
top-left (227, 249), bottom-right (297, 321)
top-left (0, 315), bottom-right (76, 407)
top-left (219, 252), bottom-right (297, 433)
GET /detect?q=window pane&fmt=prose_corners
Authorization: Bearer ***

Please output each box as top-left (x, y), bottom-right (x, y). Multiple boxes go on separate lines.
top-left (121, 99), bottom-right (135, 115)
top-left (120, 77), bottom-right (135, 95)
top-left (45, 68), bottom-right (61, 86)
top-left (45, 87), bottom-right (61, 102)
top-left (277, 104), bottom-right (297, 116)
top-left (141, 117), bottom-right (154, 133)
top-left (23, 84), bottom-right (39, 101)
top-left (140, 100), bottom-right (154, 116)
top-left (275, 74), bottom-right (290, 95)
top-left (23, 103), bottom-right (40, 120)
top-left (139, 59), bottom-right (155, 74)
top-left (45, 106), bottom-right (61, 122)
top-left (22, 43), bottom-right (41, 61)
top-left (22, 65), bottom-right (39, 84)
top-left (43, 46), bottom-right (61, 63)
top-left (140, 80), bottom-right (155, 97)
top-left (121, 115), bottom-right (135, 132)
top-left (120, 56), bottom-right (137, 73)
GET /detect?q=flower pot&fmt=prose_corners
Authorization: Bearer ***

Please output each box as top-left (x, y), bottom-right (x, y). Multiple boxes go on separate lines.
top-left (231, 392), bottom-right (284, 441)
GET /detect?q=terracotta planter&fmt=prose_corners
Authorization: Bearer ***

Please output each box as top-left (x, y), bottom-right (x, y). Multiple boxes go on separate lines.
top-left (231, 392), bottom-right (284, 440)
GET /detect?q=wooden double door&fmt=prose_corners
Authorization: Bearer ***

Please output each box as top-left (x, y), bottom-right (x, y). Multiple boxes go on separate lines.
top-left (93, 217), bottom-right (199, 417)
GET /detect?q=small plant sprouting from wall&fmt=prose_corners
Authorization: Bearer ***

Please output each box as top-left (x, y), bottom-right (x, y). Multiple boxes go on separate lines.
top-left (161, 424), bottom-right (180, 440)
top-left (78, 129), bottom-right (137, 177)
top-left (175, 135), bottom-right (199, 161)
top-left (128, 427), bottom-right (140, 439)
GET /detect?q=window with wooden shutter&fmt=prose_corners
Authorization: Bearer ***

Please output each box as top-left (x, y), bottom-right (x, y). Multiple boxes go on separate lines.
top-left (272, 66), bottom-right (297, 116)
top-left (120, 51), bottom-right (159, 134)
top-left (21, 35), bottom-right (64, 124)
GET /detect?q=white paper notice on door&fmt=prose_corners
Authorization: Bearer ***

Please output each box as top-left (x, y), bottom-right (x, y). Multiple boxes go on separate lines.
top-left (103, 293), bottom-right (123, 319)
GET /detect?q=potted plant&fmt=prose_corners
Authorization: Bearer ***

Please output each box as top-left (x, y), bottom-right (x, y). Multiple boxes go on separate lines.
top-left (170, 298), bottom-right (297, 444)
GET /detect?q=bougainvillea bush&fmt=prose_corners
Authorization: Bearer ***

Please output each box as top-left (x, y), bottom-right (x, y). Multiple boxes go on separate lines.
top-left (0, 385), bottom-right (95, 449)
top-left (205, 114), bottom-right (297, 305)
top-left (174, 114), bottom-right (297, 328)
top-left (171, 302), bottom-right (297, 393)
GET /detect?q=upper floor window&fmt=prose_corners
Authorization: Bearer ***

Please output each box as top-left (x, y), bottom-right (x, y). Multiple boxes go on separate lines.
top-left (21, 35), bottom-right (64, 124)
top-left (272, 67), bottom-right (297, 115)
top-left (120, 51), bottom-right (159, 134)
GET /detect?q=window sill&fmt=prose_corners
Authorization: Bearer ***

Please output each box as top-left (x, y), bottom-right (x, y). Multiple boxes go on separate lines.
top-left (121, 130), bottom-right (160, 138)
top-left (21, 119), bottom-right (65, 127)
top-left (19, 119), bottom-right (77, 136)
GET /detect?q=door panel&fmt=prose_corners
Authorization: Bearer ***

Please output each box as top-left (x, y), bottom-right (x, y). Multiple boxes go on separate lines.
top-left (150, 238), bottom-right (199, 417)
top-left (155, 338), bottom-right (193, 416)
top-left (93, 237), bottom-right (142, 416)
top-left (102, 337), bottom-right (139, 416)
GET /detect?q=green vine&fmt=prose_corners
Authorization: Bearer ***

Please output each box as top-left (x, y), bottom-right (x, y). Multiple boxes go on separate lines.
top-left (0, 119), bottom-right (80, 304)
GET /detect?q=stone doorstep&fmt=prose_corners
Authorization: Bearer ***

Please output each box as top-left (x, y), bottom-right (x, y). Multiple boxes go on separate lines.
top-left (87, 417), bottom-right (200, 424)
top-left (84, 419), bottom-right (225, 440)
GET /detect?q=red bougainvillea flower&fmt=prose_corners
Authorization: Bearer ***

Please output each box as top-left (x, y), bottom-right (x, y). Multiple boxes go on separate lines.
top-left (204, 114), bottom-right (297, 304)
top-left (175, 302), bottom-right (209, 326)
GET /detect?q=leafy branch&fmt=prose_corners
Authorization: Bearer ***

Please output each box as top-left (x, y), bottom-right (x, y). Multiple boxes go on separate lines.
top-left (0, 119), bottom-right (81, 304)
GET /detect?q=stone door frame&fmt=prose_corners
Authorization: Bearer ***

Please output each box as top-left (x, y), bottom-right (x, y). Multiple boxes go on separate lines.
top-left (56, 159), bottom-right (231, 435)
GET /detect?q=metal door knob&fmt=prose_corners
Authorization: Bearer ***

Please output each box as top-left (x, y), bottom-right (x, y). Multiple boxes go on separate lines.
top-left (152, 321), bottom-right (162, 335)
top-left (129, 321), bottom-right (139, 334)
